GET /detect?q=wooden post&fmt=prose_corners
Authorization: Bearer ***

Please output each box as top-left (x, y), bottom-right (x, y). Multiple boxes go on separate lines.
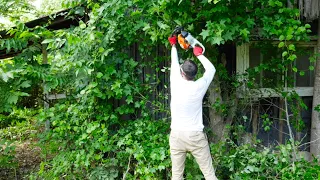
top-left (279, 98), bottom-right (284, 144)
top-left (252, 106), bottom-right (258, 138)
top-left (236, 43), bottom-right (249, 74)
top-left (310, 16), bottom-right (320, 158)
top-left (236, 43), bottom-right (249, 97)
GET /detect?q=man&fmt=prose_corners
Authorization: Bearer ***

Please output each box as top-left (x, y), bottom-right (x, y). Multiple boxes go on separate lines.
top-left (168, 35), bottom-right (218, 180)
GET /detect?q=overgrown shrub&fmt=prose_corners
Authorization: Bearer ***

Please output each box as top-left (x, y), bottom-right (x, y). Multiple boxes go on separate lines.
top-left (0, 108), bottom-right (39, 141)
top-left (36, 112), bottom-right (171, 179)
top-left (34, 111), bottom-right (320, 179)
top-left (211, 141), bottom-right (320, 179)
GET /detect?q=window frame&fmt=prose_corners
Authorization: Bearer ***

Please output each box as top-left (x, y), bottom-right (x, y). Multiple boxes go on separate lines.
top-left (236, 42), bottom-right (316, 98)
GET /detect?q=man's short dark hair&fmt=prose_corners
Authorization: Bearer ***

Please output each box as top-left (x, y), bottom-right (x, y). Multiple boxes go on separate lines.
top-left (182, 60), bottom-right (198, 80)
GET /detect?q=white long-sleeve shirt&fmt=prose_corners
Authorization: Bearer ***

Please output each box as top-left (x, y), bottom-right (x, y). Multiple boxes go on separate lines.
top-left (170, 45), bottom-right (216, 131)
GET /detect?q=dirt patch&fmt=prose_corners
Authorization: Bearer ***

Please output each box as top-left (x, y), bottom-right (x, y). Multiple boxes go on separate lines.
top-left (0, 141), bottom-right (42, 180)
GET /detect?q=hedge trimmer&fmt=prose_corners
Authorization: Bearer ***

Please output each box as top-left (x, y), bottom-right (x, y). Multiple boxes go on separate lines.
top-left (171, 26), bottom-right (205, 54)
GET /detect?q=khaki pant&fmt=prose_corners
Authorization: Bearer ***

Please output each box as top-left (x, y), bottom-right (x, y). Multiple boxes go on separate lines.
top-left (169, 131), bottom-right (218, 180)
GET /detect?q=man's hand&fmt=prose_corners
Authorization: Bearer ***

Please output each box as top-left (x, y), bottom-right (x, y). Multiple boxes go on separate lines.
top-left (193, 46), bottom-right (203, 56)
top-left (168, 36), bottom-right (177, 46)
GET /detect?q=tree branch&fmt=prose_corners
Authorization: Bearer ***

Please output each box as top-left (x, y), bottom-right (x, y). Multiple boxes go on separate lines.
top-left (285, 97), bottom-right (297, 161)
top-left (122, 153), bottom-right (132, 180)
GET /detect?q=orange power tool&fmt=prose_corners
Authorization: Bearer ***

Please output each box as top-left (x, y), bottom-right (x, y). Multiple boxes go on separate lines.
top-left (171, 26), bottom-right (205, 53)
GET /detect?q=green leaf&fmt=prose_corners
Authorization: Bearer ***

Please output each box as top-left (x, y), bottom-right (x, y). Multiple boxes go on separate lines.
top-left (157, 21), bottom-right (169, 30)
top-left (87, 69), bottom-right (94, 75)
top-left (90, 82), bottom-right (98, 88)
top-left (247, 165), bottom-right (254, 172)
top-left (135, 101), bottom-right (141, 108)
top-left (242, 116), bottom-right (248, 121)
top-left (111, 81), bottom-right (121, 90)
top-left (96, 72), bottom-right (103, 78)
top-left (282, 51), bottom-right (288, 57)
top-left (305, 24), bottom-right (311, 28)
top-left (268, 0), bottom-right (275, 6)
top-left (1, 73), bottom-right (8, 82)
top-left (279, 35), bottom-right (285, 41)
top-left (126, 96), bottom-right (133, 104)
top-left (143, 23), bottom-right (150, 31)
top-left (286, 35), bottom-right (293, 40)
top-left (103, 48), bottom-right (114, 57)
top-left (80, 23), bottom-right (86, 29)
top-left (80, 90), bottom-right (86, 95)
top-left (7, 95), bottom-right (18, 104)
top-left (278, 42), bottom-right (284, 48)
top-left (288, 44), bottom-right (295, 51)
top-left (292, 67), bottom-right (297, 72)
top-left (200, 29), bottom-right (210, 41)
top-left (123, 85), bottom-right (132, 95)
top-left (42, 39), bottom-right (55, 44)
top-left (309, 66), bottom-right (314, 71)
top-left (309, 56), bottom-right (316, 62)
top-left (174, 20), bottom-right (182, 26)
top-left (128, 59), bottom-right (138, 68)
top-left (75, 7), bottom-right (85, 16)
top-left (299, 71), bottom-right (305, 76)
top-left (240, 28), bottom-right (250, 38)
top-left (210, 36), bottom-right (224, 45)
top-left (19, 92), bottom-right (29, 96)
top-left (298, 27), bottom-right (306, 33)
top-left (131, 10), bottom-right (142, 17)
top-left (20, 80), bottom-right (31, 88)
top-left (275, 1), bottom-right (283, 7)
top-left (6, 72), bottom-right (13, 79)
top-left (187, 24), bottom-right (194, 31)
top-left (288, 54), bottom-right (297, 61)
top-left (94, 154), bottom-right (101, 160)
top-left (99, 47), bottom-right (104, 53)
top-left (223, 31), bottom-right (233, 41)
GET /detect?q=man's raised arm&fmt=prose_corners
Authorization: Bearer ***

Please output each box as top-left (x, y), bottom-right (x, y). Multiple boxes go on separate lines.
top-left (170, 45), bottom-right (181, 81)
top-left (194, 47), bottom-right (216, 87)
top-left (168, 36), bottom-right (180, 82)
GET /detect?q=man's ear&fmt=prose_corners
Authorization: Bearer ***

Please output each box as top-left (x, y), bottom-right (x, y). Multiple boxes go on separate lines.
top-left (180, 72), bottom-right (186, 79)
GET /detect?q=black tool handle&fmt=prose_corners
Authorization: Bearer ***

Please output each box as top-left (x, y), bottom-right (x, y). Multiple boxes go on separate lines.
top-left (171, 26), bottom-right (183, 37)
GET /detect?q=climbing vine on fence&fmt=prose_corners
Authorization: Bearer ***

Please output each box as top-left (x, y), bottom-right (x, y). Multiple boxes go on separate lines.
top-left (0, 0), bottom-right (316, 179)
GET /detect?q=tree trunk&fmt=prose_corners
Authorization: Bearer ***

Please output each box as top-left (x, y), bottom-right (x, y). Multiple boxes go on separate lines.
top-left (208, 53), bottom-right (233, 143)
top-left (310, 16), bottom-right (320, 158)
top-left (208, 74), bottom-right (227, 143)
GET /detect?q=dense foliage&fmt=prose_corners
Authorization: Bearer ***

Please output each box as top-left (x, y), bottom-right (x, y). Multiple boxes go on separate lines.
top-left (0, 0), bottom-right (319, 179)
